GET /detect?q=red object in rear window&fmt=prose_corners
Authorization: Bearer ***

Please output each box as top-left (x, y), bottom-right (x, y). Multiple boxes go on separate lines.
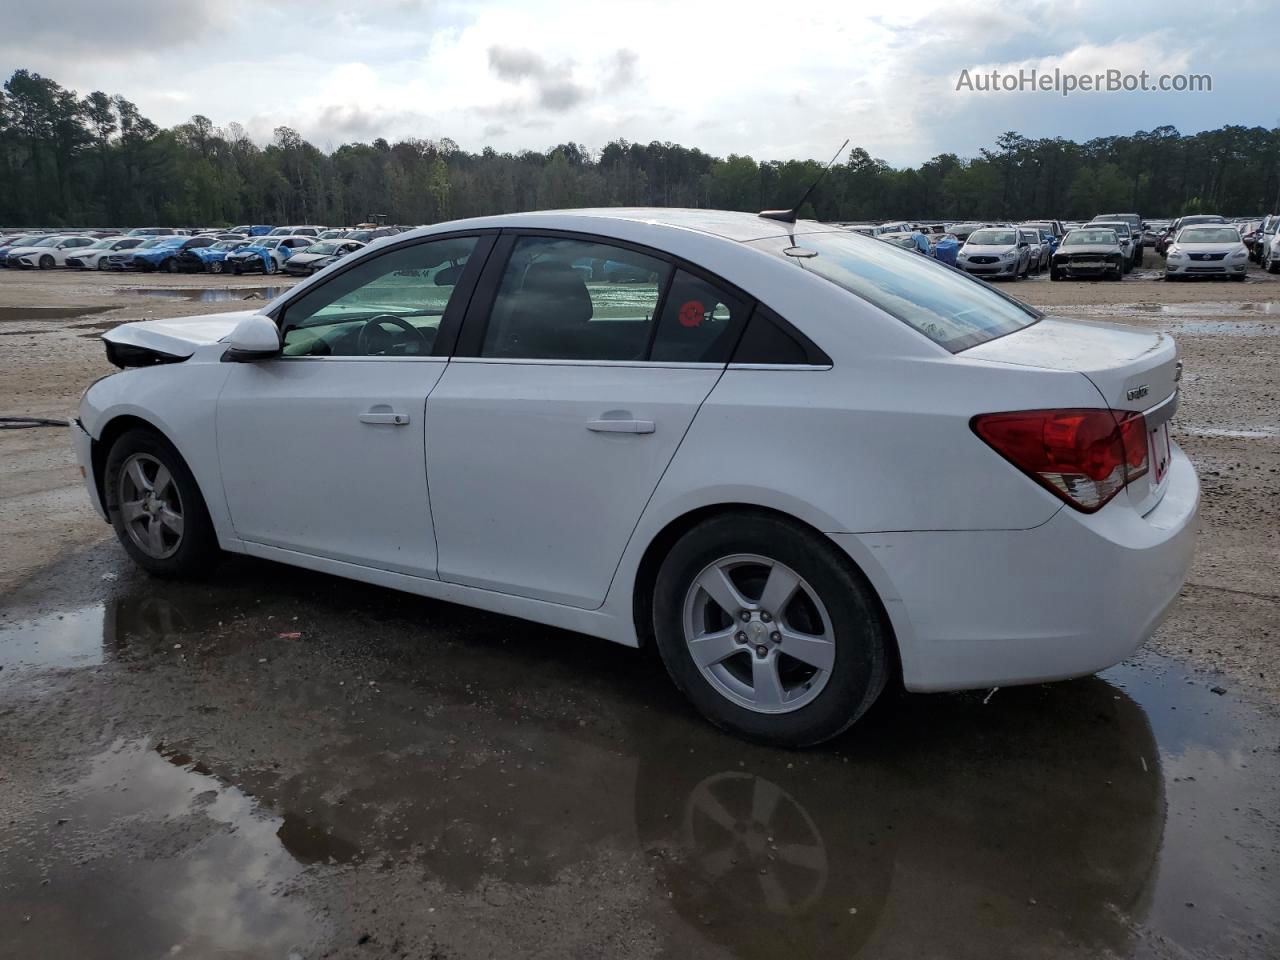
top-left (972, 408), bottom-right (1149, 513)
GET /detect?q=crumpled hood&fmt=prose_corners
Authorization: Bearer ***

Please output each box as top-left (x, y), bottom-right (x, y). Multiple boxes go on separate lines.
top-left (102, 310), bottom-right (258, 358)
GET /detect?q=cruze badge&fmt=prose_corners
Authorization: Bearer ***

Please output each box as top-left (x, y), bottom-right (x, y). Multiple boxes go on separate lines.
top-left (1127, 384), bottom-right (1149, 401)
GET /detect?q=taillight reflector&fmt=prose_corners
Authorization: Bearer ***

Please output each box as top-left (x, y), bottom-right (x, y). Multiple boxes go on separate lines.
top-left (972, 408), bottom-right (1149, 513)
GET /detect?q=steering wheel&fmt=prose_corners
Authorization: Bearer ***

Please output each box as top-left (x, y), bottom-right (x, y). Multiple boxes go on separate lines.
top-left (356, 314), bottom-right (431, 356)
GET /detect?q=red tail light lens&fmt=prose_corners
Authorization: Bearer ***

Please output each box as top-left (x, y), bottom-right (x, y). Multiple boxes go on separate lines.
top-left (972, 408), bottom-right (1149, 513)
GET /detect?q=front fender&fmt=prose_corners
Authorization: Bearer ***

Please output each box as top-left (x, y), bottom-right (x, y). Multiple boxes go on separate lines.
top-left (81, 358), bottom-right (238, 547)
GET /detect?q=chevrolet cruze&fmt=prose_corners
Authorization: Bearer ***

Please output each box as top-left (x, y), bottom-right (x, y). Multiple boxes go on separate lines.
top-left (72, 209), bottom-right (1199, 746)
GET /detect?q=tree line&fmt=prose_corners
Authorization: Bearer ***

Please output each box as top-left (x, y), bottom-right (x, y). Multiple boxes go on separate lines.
top-left (3, 68), bottom-right (1278, 229)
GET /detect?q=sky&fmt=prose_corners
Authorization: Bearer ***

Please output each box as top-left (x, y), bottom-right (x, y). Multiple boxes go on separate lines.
top-left (2, 0), bottom-right (1275, 167)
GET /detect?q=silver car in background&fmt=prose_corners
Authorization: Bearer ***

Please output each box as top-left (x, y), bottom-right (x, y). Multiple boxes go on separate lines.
top-left (956, 227), bottom-right (1033, 279)
top-left (1165, 225), bottom-right (1250, 281)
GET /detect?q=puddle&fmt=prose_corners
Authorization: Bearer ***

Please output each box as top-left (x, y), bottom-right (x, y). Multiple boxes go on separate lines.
top-left (0, 305), bottom-right (114, 323)
top-left (117, 286), bottom-right (288, 302)
top-left (1, 571), bottom-right (1277, 957)
top-left (1178, 424), bottom-right (1280, 439)
top-left (1051, 301), bottom-right (1280, 322)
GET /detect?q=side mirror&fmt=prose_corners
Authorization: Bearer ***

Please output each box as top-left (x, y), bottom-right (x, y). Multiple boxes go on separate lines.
top-left (222, 314), bottom-right (280, 363)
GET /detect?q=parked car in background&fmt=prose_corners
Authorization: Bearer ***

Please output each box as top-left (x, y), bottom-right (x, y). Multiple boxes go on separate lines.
top-left (267, 225), bottom-right (327, 238)
top-left (177, 239), bottom-right (253, 273)
top-left (227, 235), bottom-right (315, 274)
top-left (930, 232), bottom-right (960, 266)
top-left (1050, 227), bottom-right (1125, 280)
top-left (1143, 221), bottom-right (1170, 245)
top-left (343, 227), bottom-right (399, 243)
top-left (956, 227), bottom-right (1033, 279)
top-left (74, 208), bottom-right (1198, 747)
top-left (283, 238), bottom-right (367, 276)
top-left (318, 229), bottom-right (349, 240)
top-left (1156, 215), bottom-right (1225, 255)
top-left (1024, 219), bottom-right (1065, 241)
top-left (1087, 221), bottom-right (1136, 271)
top-left (1164, 225), bottom-right (1250, 281)
top-left (1250, 215), bottom-right (1279, 264)
top-left (1022, 228), bottom-right (1050, 273)
top-left (129, 235), bottom-right (216, 272)
top-left (0, 234), bottom-right (51, 266)
top-left (66, 236), bottom-right (145, 270)
top-left (229, 224), bottom-right (274, 237)
top-left (946, 222), bottom-right (986, 242)
top-left (5, 234), bottom-right (96, 269)
top-left (127, 227), bottom-right (179, 238)
top-left (1093, 213), bottom-right (1143, 261)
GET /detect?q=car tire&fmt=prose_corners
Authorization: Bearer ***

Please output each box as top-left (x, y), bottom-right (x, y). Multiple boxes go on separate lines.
top-left (264, 258), bottom-right (278, 275)
top-left (1231, 273), bottom-right (1246, 282)
top-left (97, 258), bottom-right (109, 271)
top-left (39, 254), bottom-right (54, 269)
top-left (209, 261), bottom-right (223, 274)
top-left (104, 428), bottom-right (220, 579)
top-left (162, 257), bottom-right (179, 274)
top-left (1049, 266), bottom-right (1062, 281)
top-left (652, 511), bottom-right (891, 747)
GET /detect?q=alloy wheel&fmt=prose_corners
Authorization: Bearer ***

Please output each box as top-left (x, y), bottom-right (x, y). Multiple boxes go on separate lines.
top-left (118, 453), bottom-right (185, 559)
top-left (682, 554), bottom-right (836, 714)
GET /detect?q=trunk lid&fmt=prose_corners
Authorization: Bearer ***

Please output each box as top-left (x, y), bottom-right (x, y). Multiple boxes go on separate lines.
top-left (101, 310), bottom-right (258, 360)
top-left (964, 315), bottom-right (1182, 515)
top-left (964, 316), bottom-right (1179, 411)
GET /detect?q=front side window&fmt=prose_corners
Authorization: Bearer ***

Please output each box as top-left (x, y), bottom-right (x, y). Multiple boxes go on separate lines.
top-left (753, 231), bottom-right (1039, 353)
top-left (280, 235), bottom-right (477, 358)
top-left (480, 236), bottom-right (668, 361)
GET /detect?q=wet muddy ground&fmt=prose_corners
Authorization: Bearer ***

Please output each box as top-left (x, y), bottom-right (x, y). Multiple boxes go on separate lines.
top-left (1, 265), bottom-right (1279, 958)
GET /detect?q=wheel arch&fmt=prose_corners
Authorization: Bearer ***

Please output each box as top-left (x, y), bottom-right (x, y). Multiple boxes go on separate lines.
top-left (628, 502), bottom-right (905, 686)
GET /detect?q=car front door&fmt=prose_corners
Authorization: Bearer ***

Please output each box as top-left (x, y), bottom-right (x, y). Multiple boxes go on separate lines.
top-left (424, 231), bottom-right (750, 609)
top-left (215, 233), bottom-right (491, 576)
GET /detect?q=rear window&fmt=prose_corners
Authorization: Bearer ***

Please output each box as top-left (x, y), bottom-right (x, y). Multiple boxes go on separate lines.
top-left (754, 231), bottom-right (1039, 353)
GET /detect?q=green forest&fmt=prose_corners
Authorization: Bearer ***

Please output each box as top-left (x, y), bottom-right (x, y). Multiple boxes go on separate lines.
top-left (3, 67), bottom-right (1278, 228)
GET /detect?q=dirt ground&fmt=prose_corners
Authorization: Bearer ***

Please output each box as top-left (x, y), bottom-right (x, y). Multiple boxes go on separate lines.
top-left (1, 259), bottom-right (1278, 959)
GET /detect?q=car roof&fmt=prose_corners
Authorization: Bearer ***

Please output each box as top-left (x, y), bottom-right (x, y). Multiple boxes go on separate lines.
top-left (398, 208), bottom-right (840, 245)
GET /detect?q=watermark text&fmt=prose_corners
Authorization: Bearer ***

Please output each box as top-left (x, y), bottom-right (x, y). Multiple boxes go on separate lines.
top-left (955, 67), bottom-right (1211, 97)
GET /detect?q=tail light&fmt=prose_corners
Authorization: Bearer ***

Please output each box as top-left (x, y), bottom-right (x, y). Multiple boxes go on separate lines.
top-left (972, 408), bottom-right (1149, 513)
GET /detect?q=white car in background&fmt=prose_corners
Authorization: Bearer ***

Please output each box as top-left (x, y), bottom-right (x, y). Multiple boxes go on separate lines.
top-left (5, 234), bottom-right (97, 269)
top-left (1166, 225), bottom-right (1250, 280)
top-left (66, 236), bottom-right (146, 270)
top-left (72, 208), bottom-right (1198, 747)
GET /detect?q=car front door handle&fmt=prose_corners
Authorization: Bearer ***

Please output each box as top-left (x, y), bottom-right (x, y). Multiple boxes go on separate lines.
top-left (359, 411), bottom-right (409, 425)
top-left (586, 418), bottom-right (655, 434)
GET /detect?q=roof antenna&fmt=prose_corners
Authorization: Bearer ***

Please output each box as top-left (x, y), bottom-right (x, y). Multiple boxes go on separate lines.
top-left (759, 138), bottom-right (850, 223)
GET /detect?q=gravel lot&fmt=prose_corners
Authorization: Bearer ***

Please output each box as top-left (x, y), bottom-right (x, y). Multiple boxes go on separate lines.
top-left (1, 261), bottom-right (1277, 959)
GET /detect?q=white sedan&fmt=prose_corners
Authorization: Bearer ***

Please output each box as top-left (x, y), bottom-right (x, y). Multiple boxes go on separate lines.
top-left (72, 209), bottom-right (1199, 746)
top-left (1165, 225), bottom-right (1251, 280)
top-left (5, 234), bottom-right (97, 269)
top-left (66, 236), bottom-right (146, 270)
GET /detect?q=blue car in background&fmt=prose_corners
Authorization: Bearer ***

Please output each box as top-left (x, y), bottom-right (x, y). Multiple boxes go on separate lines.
top-left (229, 224), bottom-right (274, 237)
top-left (226, 235), bottom-right (315, 274)
top-left (177, 238), bottom-right (253, 273)
top-left (130, 235), bottom-right (216, 272)
top-left (931, 233), bottom-right (960, 266)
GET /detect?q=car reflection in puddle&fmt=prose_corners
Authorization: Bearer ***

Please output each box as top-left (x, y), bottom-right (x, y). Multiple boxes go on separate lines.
top-left (0, 571), bottom-right (1275, 958)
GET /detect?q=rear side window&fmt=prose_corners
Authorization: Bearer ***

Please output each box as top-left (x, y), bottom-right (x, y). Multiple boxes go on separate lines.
top-left (752, 231), bottom-right (1039, 352)
top-left (649, 270), bottom-right (746, 363)
top-left (480, 236), bottom-right (668, 361)
top-left (732, 305), bottom-right (828, 365)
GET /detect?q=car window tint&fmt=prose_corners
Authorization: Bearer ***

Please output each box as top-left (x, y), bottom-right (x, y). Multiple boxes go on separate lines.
top-left (480, 236), bottom-right (668, 361)
top-left (650, 269), bottom-right (746, 363)
top-left (280, 236), bottom-right (478, 358)
top-left (732, 305), bottom-right (813, 364)
top-left (753, 231), bottom-right (1039, 353)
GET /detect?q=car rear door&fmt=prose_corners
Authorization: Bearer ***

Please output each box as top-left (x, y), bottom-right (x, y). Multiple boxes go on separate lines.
top-left (424, 231), bottom-right (750, 609)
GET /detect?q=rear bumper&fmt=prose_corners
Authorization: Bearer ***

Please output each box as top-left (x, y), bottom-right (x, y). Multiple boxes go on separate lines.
top-left (834, 443), bottom-right (1199, 692)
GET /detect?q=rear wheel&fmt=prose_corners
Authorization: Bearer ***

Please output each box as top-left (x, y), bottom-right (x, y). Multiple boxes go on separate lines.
top-left (104, 428), bottom-right (220, 578)
top-left (652, 512), bottom-right (890, 747)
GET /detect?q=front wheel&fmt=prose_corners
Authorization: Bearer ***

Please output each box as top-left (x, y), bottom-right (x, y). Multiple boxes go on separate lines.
top-left (208, 260), bottom-right (223, 274)
top-left (264, 257), bottom-right (278, 275)
top-left (1050, 266), bottom-right (1062, 281)
top-left (162, 257), bottom-right (179, 274)
top-left (652, 512), bottom-right (890, 747)
top-left (39, 255), bottom-right (55, 269)
top-left (104, 428), bottom-right (220, 578)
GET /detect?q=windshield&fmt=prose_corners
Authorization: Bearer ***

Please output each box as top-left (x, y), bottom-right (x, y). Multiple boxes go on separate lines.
top-left (1091, 223), bottom-right (1129, 236)
top-left (1064, 230), bottom-right (1117, 245)
top-left (135, 238), bottom-right (169, 249)
top-left (6, 235), bottom-right (41, 246)
top-left (966, 229), bottom-right (1016, 246)
top-left (754, 231), bottom-right (1038, 352)
top-left (87, 239), bottom-right (117, 249)
top-left (211, 241), bottom-right (243, 251)
top-left (303, 241), bottom-right (344, 255)
top-left (1179, 227), bottom-right (1241, 244)
top-left (26, 237), bottom-right (63, 248)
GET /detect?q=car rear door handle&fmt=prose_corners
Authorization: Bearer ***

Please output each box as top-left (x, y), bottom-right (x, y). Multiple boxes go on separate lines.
top-left (586, 418), bottom-right (654, 434)
top-left (359, 411), bottom-right (409, 425)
